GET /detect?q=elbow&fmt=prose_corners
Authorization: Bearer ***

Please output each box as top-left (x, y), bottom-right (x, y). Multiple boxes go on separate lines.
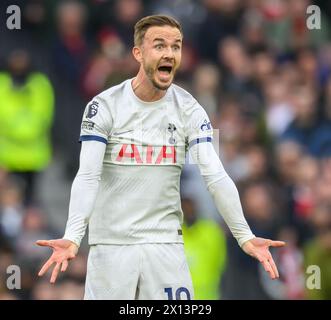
top-left (76, 168), bottom-right (101, 181)
top-left (204, 173), bottom-right (229, 193)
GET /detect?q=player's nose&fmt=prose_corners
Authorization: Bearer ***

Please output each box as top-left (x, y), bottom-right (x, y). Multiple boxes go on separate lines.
top-left (162, 46), bottom-right (175, 59)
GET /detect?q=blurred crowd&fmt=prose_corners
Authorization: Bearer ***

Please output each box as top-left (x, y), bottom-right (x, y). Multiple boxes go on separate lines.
top-left (1, 0), bottom-right (331, 300)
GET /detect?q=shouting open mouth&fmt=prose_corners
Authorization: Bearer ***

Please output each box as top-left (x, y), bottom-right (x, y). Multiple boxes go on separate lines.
top-left (157, 63), bottom-right (173, 82)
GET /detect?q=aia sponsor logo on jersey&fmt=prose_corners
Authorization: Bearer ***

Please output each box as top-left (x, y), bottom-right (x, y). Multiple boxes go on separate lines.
top-left (116, 144), bottom-right (177, 164)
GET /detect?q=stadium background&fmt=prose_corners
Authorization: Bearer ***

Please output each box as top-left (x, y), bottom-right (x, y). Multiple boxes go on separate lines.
top-left (0, 0), bottom-right (331, 299)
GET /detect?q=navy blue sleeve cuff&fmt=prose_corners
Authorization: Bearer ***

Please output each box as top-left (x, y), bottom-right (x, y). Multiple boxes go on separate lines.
top-left (79, 135), bottom-right (108, 144)
top-left (188, 136), bottom-right (212, 149)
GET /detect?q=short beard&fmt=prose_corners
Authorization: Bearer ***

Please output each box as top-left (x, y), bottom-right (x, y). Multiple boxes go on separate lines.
top-left (144, 63), bottom-right (172, 91)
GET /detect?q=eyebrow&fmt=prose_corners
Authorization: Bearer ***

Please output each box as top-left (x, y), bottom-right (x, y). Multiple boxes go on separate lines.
top-left (153, 38), bottom-right (182, 43)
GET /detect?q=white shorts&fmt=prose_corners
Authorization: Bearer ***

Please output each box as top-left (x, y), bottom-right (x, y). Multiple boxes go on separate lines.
top-left (84, 243), bottom-right (194, 300)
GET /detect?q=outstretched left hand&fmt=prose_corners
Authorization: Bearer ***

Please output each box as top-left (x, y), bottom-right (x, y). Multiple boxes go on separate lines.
top-left (242, 237), bottom-right (286, 280)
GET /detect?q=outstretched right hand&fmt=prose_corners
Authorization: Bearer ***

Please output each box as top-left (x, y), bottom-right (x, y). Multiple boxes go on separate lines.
top-left (36, 239), bottom-right (78, 284)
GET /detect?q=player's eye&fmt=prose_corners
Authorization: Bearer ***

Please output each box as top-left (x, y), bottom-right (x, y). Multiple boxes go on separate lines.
top-left (173, 45), bottom-right (181, 51)
top-left (155, 44), bottom-right (164, 50)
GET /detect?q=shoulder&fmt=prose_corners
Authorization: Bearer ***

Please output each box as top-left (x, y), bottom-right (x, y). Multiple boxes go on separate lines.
top-left (170, 83), bottom-right (209, 120)
top-left (88, 79), bottom-right (130, 118)
top-left (170, 86), bottom-right (211, 136)
top-left (171, 83), bottom-right (198, 108)
top-left (96, 79), bottom-right (129, 104)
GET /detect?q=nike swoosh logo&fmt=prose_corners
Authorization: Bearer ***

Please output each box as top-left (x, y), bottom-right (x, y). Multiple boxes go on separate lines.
top-left (112, 130), bottom-right (134, 136)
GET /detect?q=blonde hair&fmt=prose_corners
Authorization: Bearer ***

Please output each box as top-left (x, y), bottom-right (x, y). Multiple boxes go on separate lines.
top-left (134, 15), bottom-right (183, 46)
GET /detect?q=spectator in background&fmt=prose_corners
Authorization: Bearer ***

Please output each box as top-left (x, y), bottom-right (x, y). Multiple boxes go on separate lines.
top-left (0, 181), bottom-right (24, 242)
top-left (82, 28), bottom-right (138, 100)
top-left (198, 0), bottom-right (243, 62)
top-left (317, 76), bottom-right (331, 158)
top-left (222, 181), bottom-right (282, 299)
top-left (304, 203), bottom-right (331, 299)
top-left (242, 144), bottom-right (271, 183)
top-left (274, 142), bottom-right (303, 224)
top-left (296, 48), bottom-right (320, 89)
top-left (218, 37), bottom-right (262, 117)
top-left (31, 279), bottom-right (60, 300)
top-left (293, 157), bottom-right (319, 221)
top-left (0, 168), bottom-right (16, 252)
top-left (52, 0), bottom-right (91, 178)
top-left (192, 63), bottom-right (221, 118)
top-left (250, 48), bottom-right (275, 93)
top-left (56, 279), bottom-right (85, 300)
top-left (289, 156), bottom-right (318, 244)
top-left (217, 97), bottom-right (250, 182)
top-left (263, 72), bottom-right (294, 138)
top-left (274, 141), bottom-right (303, 189)
top-left (315, 156), bottom-right (331, 205)
top-left (149, 0), bottom-right (205, 47)
top-left (218, 37), bottom-right (253, 97)
top-left (0, 49), bottom-right (54, 205)
top-left (317, 44), bottom-right (331, 86)
top-left (269, 227), bottom-right (305, 300)
top-left (181, 197), bottom-right (227, 300)
top-left (53, 0), bottom-right (90, 86)
top-left (1, 204), bottom-right (59, 299)
top-left (286, 0), bottom-right (330, 50)
top-left (261, 0), bottom-right (329, 53)
top-left (322, 75), bottom-right (331, 123)
top-left (281, 81), bottom-right (331, 158)
top-left (172, 43), bottom-right (199, 88)
top-left (22, 0), bottom-right (50, 41)
top-left (15, 207), bottom-right (57, 263)
top-left (31, 278), bottom-right (85, 300)
top-left (110, 0), bottom-right (144, 49)
top-left (82, 0), bottom-right (143, 99)
top-left (241, 4), bottom-right (267, 52)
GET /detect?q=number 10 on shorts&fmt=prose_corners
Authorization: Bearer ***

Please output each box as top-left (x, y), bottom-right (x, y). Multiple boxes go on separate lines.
top-left (164, 287), bottom-right (191, 300)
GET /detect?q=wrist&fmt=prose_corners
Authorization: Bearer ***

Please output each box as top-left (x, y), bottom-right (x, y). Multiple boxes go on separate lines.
top-left (63, 237), bottom-right (80, 250)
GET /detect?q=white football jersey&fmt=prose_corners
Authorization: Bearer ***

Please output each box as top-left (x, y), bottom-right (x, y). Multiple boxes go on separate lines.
top-left (79, 79), bottom-right (213, 245)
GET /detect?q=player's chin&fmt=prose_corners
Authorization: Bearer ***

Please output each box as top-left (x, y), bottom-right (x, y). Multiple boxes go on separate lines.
top-left (154, 73), bottom-right (174, 90)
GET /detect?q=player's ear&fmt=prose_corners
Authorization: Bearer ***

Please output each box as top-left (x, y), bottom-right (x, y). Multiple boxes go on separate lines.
top-left (132, 46), bottom-right (143, 63)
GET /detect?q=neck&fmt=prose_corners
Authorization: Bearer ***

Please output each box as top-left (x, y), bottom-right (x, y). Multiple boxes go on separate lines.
top-left (131, 68), bottom-right (167, 102)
